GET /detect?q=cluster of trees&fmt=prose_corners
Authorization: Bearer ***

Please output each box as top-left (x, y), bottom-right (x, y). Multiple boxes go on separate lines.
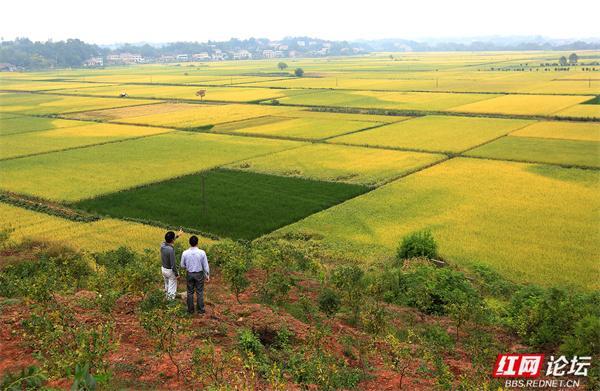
top-left (559, 53), bottom-right (579, 66)
top-left (0, 38), bottom-right (104, 69)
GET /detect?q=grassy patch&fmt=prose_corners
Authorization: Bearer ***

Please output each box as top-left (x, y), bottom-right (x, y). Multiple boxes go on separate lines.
top-left (74, 169), bottom-right (368, 240)
top-left (465, 136), bottom-right (600, 167)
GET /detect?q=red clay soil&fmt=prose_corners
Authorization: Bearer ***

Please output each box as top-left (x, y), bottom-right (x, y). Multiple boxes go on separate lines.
top-left (0, 270), bottom-right (519, 390)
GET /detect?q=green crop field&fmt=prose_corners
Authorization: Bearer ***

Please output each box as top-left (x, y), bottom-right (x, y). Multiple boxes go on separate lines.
top-left (1, 51), bottom-right (599, 291)
top-left (0, 115), bottom-right (86, 136)
top-left (0, 132), bottom-right (301, 201)
top-left (465, 136), bottom-right (600, 167)
top-left (227, 143), bottom-right (445, 186)
top-left (277, 158), bottom-right (600, 289)
top-left (330, 115), bottom-right (533, 153)
top-left (74, 169), bottom-right (368, 240)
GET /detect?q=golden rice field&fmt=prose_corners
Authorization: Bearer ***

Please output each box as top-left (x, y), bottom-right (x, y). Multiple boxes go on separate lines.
top-left (227, 143), bottom-right (445, 186)
top-left (0, 202), bottom-right (214, 253)
top-left (278, 158), bottom-right (600, 289)
top-left (330, 115), bottom-right (533, 152)
top-left (117, 103), bottom-right (293, 128)
top-left (555, 103), bottom-right (600, 119)
top-left (0, 122), bottom-right (172, 159)
top-left (0, 132), bottom-right (301, 201)
top-left (510, 121), bottom-right (600, 141)
top-left (0, 79), bottom-right (115, 91)
top-left (0, 92), bottom-right (156, 115)
top-left (215, 116), bottom-right (380, 140)
top-left (63, 102), bottom-right (178, 121)
top-left (54, 83), bottom-right (297, 102)
top-left (448, 94), bottom-right (591, 116)
top-left (0, 51), bottom-right (599, 289)
top-left (278, 89), bottom-right (501, 111)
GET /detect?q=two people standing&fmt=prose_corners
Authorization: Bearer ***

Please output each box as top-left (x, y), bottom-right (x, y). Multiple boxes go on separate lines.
top-left (160, 230), bottom-right (210, 314)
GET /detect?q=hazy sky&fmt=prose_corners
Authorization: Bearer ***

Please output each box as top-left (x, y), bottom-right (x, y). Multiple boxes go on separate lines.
top-left (2, 0), bottom-right (599, 43)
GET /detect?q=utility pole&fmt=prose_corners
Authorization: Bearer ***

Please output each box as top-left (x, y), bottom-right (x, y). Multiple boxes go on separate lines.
top-left (201, 174), bottom-right (207, 217)
top-left (436, 78), bottom-right (439, 88)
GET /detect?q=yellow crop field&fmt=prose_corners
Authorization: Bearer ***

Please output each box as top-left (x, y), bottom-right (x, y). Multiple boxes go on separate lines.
top-left (278, 158), bottom-right (600, 289)
top-left (64, 102), bottom-right (178, 121)
top-left (215, 116), bottom-right (380, 140)
top-left (0, 202), bottom-right (214, 253)
top-left (554, 104), bottom-right (600, 119)
top-left (0, 123), bottom-right (172, 159)
top-left (279, 89), bottom-right (500, 111)
top-left (0, 92), bottom-right (157, 115)
top-left (0, 79), bottom-right (115, 91)
top-left (0, 131), bottom-right (302, 201)
top-left (448, 94), bottom-right (590, 116)
top-left (511, 121), bottom-right (600, 141)
top-left (1, 51), bottom-right (599, 292)
top-left (54, 84), bottom-right (291, 102)
top-left (281, 108), bottom-right (408, 123)
top-left (117, 103), bottom-right (292, 128)
top-left (331, 115), bottom-right (532, 153)
top-left (227, 143), bottom-right (445, 186)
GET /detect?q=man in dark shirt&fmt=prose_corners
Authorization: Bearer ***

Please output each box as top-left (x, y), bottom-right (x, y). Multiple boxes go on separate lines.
top-left (160, 229), bottom-right (183, 299)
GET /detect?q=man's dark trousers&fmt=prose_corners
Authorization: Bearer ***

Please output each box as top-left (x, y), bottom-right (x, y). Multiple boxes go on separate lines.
top-left (186, 271), bottom-right (205, 313)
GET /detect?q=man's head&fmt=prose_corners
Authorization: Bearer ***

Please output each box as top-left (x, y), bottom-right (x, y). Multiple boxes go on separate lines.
top-left (189, 235), bottom-right (199, 247)
top-left (165, 231), bottom-right (176, 244)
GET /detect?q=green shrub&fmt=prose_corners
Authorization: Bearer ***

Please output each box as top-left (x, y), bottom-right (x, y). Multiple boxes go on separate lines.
top-left (330, 264), bottom-right (364, 322)
top-left (420, 324), bottom-right (454, 353)
top-left (361, 300), bottom-right (387, 335)
top-left (207, 239), bottom-right (248, 267)
top-left (0, 249), bottom-right (93, 300)
top-left (21, 303), bottom-right (116, 378)
top-left (506, 286), bottom-right (596, 349)
top-left (237, 328), bottom-right (263, 358)
top-left (0, 366), bottom-right (46, 390)
top-left (396, 230), bottom-right (438, 262)
top-left (318, 288), bottom-right (341, 317)
top-left (221, 252), bottom-right (251, 304)
top-left (470, 264), bottom-right (515, 297)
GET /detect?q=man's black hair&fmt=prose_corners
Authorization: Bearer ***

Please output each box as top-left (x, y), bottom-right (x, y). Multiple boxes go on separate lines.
top-left (189, 235), bottom-right (199, 247)
top-left (165, 231), bottom-right (176, 243)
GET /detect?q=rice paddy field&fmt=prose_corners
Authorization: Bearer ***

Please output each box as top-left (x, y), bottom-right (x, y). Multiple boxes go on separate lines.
top-left (1, 51), bottom-right (599, 289)
top-left (330, 115), bottom-right (533, 153)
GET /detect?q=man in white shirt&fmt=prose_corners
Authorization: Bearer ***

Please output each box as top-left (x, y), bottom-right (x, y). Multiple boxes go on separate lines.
top-left (180, 235), bottom-right (210, 314)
